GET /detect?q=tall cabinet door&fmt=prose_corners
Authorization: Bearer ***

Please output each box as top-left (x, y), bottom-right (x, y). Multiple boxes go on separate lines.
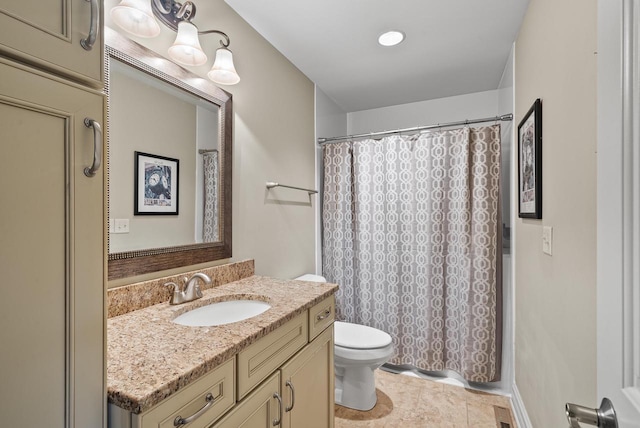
top-left (0, 0), bottom-right (103, 86)
top-left (0, 59), bottom-right (105, 427)
top-left (280, 326), bottom-right (334, 428)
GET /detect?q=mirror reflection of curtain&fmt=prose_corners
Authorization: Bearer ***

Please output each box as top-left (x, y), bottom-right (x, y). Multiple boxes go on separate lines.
top-left (202, 151), bottom-right (219, 242)
top-left (322, 125), bottom-right (502, 383)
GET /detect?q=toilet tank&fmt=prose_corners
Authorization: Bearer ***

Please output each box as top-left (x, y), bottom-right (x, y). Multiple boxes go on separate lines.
top-left (295, 274), bottom-right (327, 283)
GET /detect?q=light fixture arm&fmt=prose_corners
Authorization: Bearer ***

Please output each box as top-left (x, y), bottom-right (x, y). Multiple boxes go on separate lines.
top-left (151, 0), bottom-right (197, 30)
top-left (152, 0), bottom-right (171, 15)
top-left (150, 0), bottom-right (229, 47)
top-left (175, 1), bottom-right (195, 20)
top-left (198, 29), bottom-right (230, 48)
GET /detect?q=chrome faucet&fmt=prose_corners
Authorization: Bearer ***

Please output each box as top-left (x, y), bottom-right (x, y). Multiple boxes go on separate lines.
top-left (165, 272), bottom-right (212, 305)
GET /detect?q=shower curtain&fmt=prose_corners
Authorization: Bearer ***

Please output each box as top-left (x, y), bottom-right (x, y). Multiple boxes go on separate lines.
top-left (202, 151), bottom-right (219, 242)
top-left (322, 125), bottom-right (502, 382)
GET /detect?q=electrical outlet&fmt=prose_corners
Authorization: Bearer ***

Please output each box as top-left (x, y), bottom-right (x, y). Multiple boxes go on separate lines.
top-left (114, 219), bottom-right (130, 234)
top-left (542, 226), bottom-right (553, 255)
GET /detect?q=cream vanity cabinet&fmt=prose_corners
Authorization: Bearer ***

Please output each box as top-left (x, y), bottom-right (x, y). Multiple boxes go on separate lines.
top-left (214, 297), bottom-right (335, 428)
top-left (111, 296), bottom-right (335, 428)
top-left (212, 326), bottom-right (333, 428)
top-left (0, 0), bottom-right (103, 86)
top-left (0, 1), bottom-right (105, 426)
top-left (0, 59), bottom-right (105, 426)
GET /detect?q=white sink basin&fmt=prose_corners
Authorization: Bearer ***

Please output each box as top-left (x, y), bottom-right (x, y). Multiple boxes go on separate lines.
top-left (173, 299), bottom-right (271, 327)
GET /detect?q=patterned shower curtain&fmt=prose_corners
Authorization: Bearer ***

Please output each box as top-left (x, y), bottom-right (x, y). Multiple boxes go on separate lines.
top-left (322, 125), bottom-right (502, 382)
top-left (202, 151), bottom-right (219, 242)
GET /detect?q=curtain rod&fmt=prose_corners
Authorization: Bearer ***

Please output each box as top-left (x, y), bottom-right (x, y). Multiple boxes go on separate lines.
top-left (317, 113), bottom-right (513, 145)
top-left (198, 149), bottom-right (218, 154)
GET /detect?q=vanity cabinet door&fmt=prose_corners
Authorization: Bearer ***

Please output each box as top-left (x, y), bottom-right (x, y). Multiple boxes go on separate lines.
top-left (0, 0), bottom-right (103, 86)
top-left (210, 372), bottom-right (282, 428)
top-left (280, 326), bottom-right (334, 428)
top-left (237, 312), bottom-right (308, 400)
top-left (0, 58), bottom-right (105, 427)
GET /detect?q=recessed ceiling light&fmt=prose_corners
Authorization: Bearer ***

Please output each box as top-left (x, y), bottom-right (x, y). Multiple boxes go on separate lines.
top-left (378, 30), bottom-right (405, 47)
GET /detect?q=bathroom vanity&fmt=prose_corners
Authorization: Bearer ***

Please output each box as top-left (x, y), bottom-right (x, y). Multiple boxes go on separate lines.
top-left (108, 274), bottom-right (336, 428)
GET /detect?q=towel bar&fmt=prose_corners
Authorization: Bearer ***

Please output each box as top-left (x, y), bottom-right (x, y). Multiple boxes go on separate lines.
top-left (266, 181), bottom-right (318, 195)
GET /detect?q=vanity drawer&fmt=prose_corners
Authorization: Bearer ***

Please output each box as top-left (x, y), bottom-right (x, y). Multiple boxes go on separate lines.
top-left (308, 295), bottom-right (335, 340)
top-left (237, 312), bottom-right (308, 400)
top-left (136, 358), bottom-right (235, 428)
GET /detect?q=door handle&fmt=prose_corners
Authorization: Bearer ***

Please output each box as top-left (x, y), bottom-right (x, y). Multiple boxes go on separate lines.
top-left (272, 392), bottom-right (283, 426)
top-left (83, 118), bottom-right (102, 177)
top-left (565, 397), bottom-right (618, 428)
top-left (173, 393), bottom-right (215, 427)
top-left (80, 0), bottom-right (100, 51)
top-left (285, 380), bottom-right (295, 412)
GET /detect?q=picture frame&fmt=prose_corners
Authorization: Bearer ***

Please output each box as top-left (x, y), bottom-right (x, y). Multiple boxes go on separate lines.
top-left (134, 151), bottom-right (179, 215)
top-left (518, 98), bottom-right (542, 219)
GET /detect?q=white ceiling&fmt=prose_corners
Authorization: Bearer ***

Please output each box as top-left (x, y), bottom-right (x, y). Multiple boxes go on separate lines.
top-left (224, 0), bottom-right (530, 112)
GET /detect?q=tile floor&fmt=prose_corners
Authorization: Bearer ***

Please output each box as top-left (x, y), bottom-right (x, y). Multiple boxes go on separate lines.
top-left (335, 369), bottom-right (516, 428)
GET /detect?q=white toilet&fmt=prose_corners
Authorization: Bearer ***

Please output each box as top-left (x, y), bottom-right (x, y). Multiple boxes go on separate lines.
top-left (295, 274), bottom-right (394, 411)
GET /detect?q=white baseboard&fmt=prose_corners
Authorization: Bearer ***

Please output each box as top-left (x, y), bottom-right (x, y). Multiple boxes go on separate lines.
top-left (510, 383), bottom-right (533, 428)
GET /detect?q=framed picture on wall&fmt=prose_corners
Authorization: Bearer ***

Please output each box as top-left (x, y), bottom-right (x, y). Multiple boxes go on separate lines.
top-left (518, 98), bottom-right (542, 219)
top-left (134, 151), bottom-right (179, 215)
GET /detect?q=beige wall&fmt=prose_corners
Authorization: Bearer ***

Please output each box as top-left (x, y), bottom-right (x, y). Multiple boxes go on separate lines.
top-left (514, 0), bottom-right (597, 426)
top-left (105, 0), bottom-right (316, 284)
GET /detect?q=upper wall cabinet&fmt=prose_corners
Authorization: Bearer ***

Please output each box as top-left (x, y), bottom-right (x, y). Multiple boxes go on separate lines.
top-left (0, 0), bottom-right (103, 86)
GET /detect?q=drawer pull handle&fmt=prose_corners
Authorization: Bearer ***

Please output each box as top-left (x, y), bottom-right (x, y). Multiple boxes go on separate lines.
top-left (273, 392), bottom-right (283, 426)
top-left (83, 118), bottom-right (102, 177)
top-left (80, 0), bottom-right (99, 51)
top-left (174, 393), bottom-right (215, 427)
top-left (316, 308), bottom-right (331, 322)
top-left (285, 380), bottom-right (295, 412)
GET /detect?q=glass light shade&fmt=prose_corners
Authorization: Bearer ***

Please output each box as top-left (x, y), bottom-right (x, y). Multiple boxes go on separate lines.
top-left (207, 47), bottom-right (240, 85)
top-left (168, 21), bottom-right (207, 66)
top-left (110, 0), bottom-right (160, 38)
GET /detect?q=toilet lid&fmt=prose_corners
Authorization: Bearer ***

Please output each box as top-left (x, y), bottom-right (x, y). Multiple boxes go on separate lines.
top-left (334, 321), bottom-right (392, 349)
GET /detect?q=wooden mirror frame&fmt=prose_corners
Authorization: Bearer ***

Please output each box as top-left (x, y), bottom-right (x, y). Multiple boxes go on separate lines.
top-left (105, 28), bottom-right (232, 281)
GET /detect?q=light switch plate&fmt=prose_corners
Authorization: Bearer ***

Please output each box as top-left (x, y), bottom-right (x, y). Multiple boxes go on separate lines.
top-left (542, 226), bottom-right (553, 255)
top-left (114, 218), bottom-right (130, 234)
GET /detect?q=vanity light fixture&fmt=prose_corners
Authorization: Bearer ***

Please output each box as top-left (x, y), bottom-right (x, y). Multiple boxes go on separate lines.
top-left (110, 0), bottom-right (240, 84)
top-left (378, 30), bottom-right (405, 47)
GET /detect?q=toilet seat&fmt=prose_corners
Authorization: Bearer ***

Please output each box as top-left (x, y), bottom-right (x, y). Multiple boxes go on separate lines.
top-left (335, 321), bottom-right (392, 349)
top-left (334, 321), bottom-right (394, 364)
top-left (334, 342), bottom-right (394, 363)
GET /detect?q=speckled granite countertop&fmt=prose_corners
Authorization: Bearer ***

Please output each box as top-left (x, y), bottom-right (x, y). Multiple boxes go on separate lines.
top-left (107, 275), bottom-right (337, 414)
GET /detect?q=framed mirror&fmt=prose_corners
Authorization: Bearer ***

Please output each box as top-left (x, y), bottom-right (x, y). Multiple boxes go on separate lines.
top-left (105, 28), bottom-right (232, 281)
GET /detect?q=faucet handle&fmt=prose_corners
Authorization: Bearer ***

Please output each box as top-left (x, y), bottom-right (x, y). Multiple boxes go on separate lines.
top-left (184, 280), bottom-right (203, 301)
top-left (183, 273), bottom-right (209, 301)
top-left (193, 282), bottom-right (203, 299)
top-left (165, 281), bottom-right (185, 305)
